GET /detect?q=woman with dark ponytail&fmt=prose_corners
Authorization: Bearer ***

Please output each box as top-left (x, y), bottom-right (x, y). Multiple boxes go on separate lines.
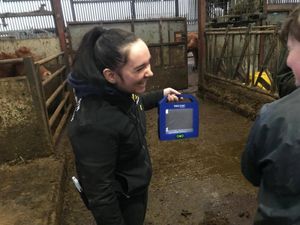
top-left (68, 26), bottom-right (180, 225)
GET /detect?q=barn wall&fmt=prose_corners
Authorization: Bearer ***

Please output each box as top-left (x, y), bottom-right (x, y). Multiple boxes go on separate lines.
top-left (67, 18), bottom-right (188, 91)
top-left (0, 77), bottom-right (53, 163)
top-left (0, 37), bottom-right (61, 58)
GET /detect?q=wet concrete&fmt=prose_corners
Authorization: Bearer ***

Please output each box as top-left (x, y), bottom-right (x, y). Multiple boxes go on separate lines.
top-left (0, 156), bottom-right (65, 225)
top-left (0, 92), bottom-right (257, 225)
top-left (0, 55), bottom-right (261, 225)
top-left (60, 97), bottom-right (257, 225)
top-left (145, 98), bottom-right (257, 225)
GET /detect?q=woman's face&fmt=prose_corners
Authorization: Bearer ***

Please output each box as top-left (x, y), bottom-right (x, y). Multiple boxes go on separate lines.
top-left (287, 35), bottom-right (300, 87)
top-left (114, 39), bottom-right (153, 94)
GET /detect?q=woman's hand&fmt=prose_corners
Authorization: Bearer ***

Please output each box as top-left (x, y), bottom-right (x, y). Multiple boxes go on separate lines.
top-left (163, 87), bottom-right (181, 102)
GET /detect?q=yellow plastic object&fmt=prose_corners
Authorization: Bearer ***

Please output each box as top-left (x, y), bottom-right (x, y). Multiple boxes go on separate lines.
top-left (250, 71), bottom-right (271, 91)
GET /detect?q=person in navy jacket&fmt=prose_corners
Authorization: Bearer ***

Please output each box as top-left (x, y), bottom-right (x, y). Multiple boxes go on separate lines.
top-left (241, 6), bottom-right (300, 225)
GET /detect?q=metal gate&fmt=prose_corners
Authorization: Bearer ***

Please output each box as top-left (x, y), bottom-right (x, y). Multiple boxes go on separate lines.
top-left (0, 43), bottom-right (72, 162)
top-left (204, 24), bottom-right (283, 96)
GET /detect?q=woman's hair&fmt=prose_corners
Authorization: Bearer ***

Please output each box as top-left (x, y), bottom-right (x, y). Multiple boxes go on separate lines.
top-left (72, 27), bottom-right (139, 85)
top-left (280, 5), bottom-right (300, 44)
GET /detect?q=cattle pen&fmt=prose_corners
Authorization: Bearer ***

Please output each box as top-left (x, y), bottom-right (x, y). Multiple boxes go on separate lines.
top-left (1, 0), bottom-right (300, 224)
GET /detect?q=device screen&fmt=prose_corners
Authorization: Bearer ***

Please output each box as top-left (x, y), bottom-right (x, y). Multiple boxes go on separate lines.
top-left (165, 108), bottom-right (193, 134)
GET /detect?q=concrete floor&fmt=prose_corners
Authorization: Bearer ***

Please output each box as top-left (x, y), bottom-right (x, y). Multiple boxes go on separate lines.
top-left (0, 58), bottom-right (259, 225)
top-left (61, 59), bottom-right (258, 225)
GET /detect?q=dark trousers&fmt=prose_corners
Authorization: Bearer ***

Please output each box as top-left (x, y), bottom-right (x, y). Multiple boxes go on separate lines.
top-left (118, 190), bottom-right (148, 225)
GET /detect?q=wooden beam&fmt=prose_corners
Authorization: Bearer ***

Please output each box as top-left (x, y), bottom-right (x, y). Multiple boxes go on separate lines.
top-left (267, 4), bottom-right (298, 13)
top-left (233, 25), bottom-right (252, 81)
top-left (216, 25), bottom-right (231, 75)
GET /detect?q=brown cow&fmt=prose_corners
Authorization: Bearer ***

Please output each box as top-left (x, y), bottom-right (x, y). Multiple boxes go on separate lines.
top-left (0, 52), bottom-right (17, 78)
top-left (187, 32), bottom-right (198, 71)
top-left (0, 46), bottom-right (51, 80)
top-left (15, 46), bottom-right (52, 80)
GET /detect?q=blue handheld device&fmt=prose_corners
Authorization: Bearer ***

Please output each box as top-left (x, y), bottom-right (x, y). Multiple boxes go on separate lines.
top-left (158, 94), bottom-right (199, 141)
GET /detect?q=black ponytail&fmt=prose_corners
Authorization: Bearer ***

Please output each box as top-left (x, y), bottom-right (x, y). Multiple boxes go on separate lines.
top-left (72, 26), bottom-right (106, 86)
top-left (72, 26), bottom-right (138, 88)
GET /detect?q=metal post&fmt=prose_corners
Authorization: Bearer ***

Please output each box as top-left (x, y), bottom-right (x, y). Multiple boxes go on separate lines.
top-left (175, 0), bottom-right (179, 17)
top-left (70, 0), bottom-right (77, 21)
top-left (198, 0), bottom-right (206, 87)
top-left (51, 0), bottom-right (67, 53)
top-left (259, 0), bottom-right (267, 68)
top-left (131, 0), bottom-right (136, 20)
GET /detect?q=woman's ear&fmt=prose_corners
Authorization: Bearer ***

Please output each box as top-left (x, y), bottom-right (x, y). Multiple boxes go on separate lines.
top-left (103, 68), bottom-right (117, 84)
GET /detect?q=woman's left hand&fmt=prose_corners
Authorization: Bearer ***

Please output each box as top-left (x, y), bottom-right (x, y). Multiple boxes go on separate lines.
top-left (163, 87), bottom-right (181, 102)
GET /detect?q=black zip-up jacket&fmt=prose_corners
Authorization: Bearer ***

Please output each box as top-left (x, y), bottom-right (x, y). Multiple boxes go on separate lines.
top-left (241, 87), bottom-right (300, 225)
top-left (68, 89), bottom-right (163, 225)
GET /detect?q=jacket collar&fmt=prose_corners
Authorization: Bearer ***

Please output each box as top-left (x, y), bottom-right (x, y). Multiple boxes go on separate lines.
top-left (68, 72), bottom-right (138, 113)
top-left (67, 72), bottom-right (103, 98)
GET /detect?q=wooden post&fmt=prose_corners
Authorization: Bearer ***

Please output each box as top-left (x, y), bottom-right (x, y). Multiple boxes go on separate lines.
top-left (24, 57), bottom-right (54, 153)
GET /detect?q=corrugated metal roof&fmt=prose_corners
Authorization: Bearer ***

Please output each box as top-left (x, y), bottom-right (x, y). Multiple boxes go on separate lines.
top-left (0, 0), bottom-right (198, 36)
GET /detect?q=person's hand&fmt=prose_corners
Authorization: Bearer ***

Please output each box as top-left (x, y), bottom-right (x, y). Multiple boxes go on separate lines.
top-left (163, 87), bottom-right (181, 102)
